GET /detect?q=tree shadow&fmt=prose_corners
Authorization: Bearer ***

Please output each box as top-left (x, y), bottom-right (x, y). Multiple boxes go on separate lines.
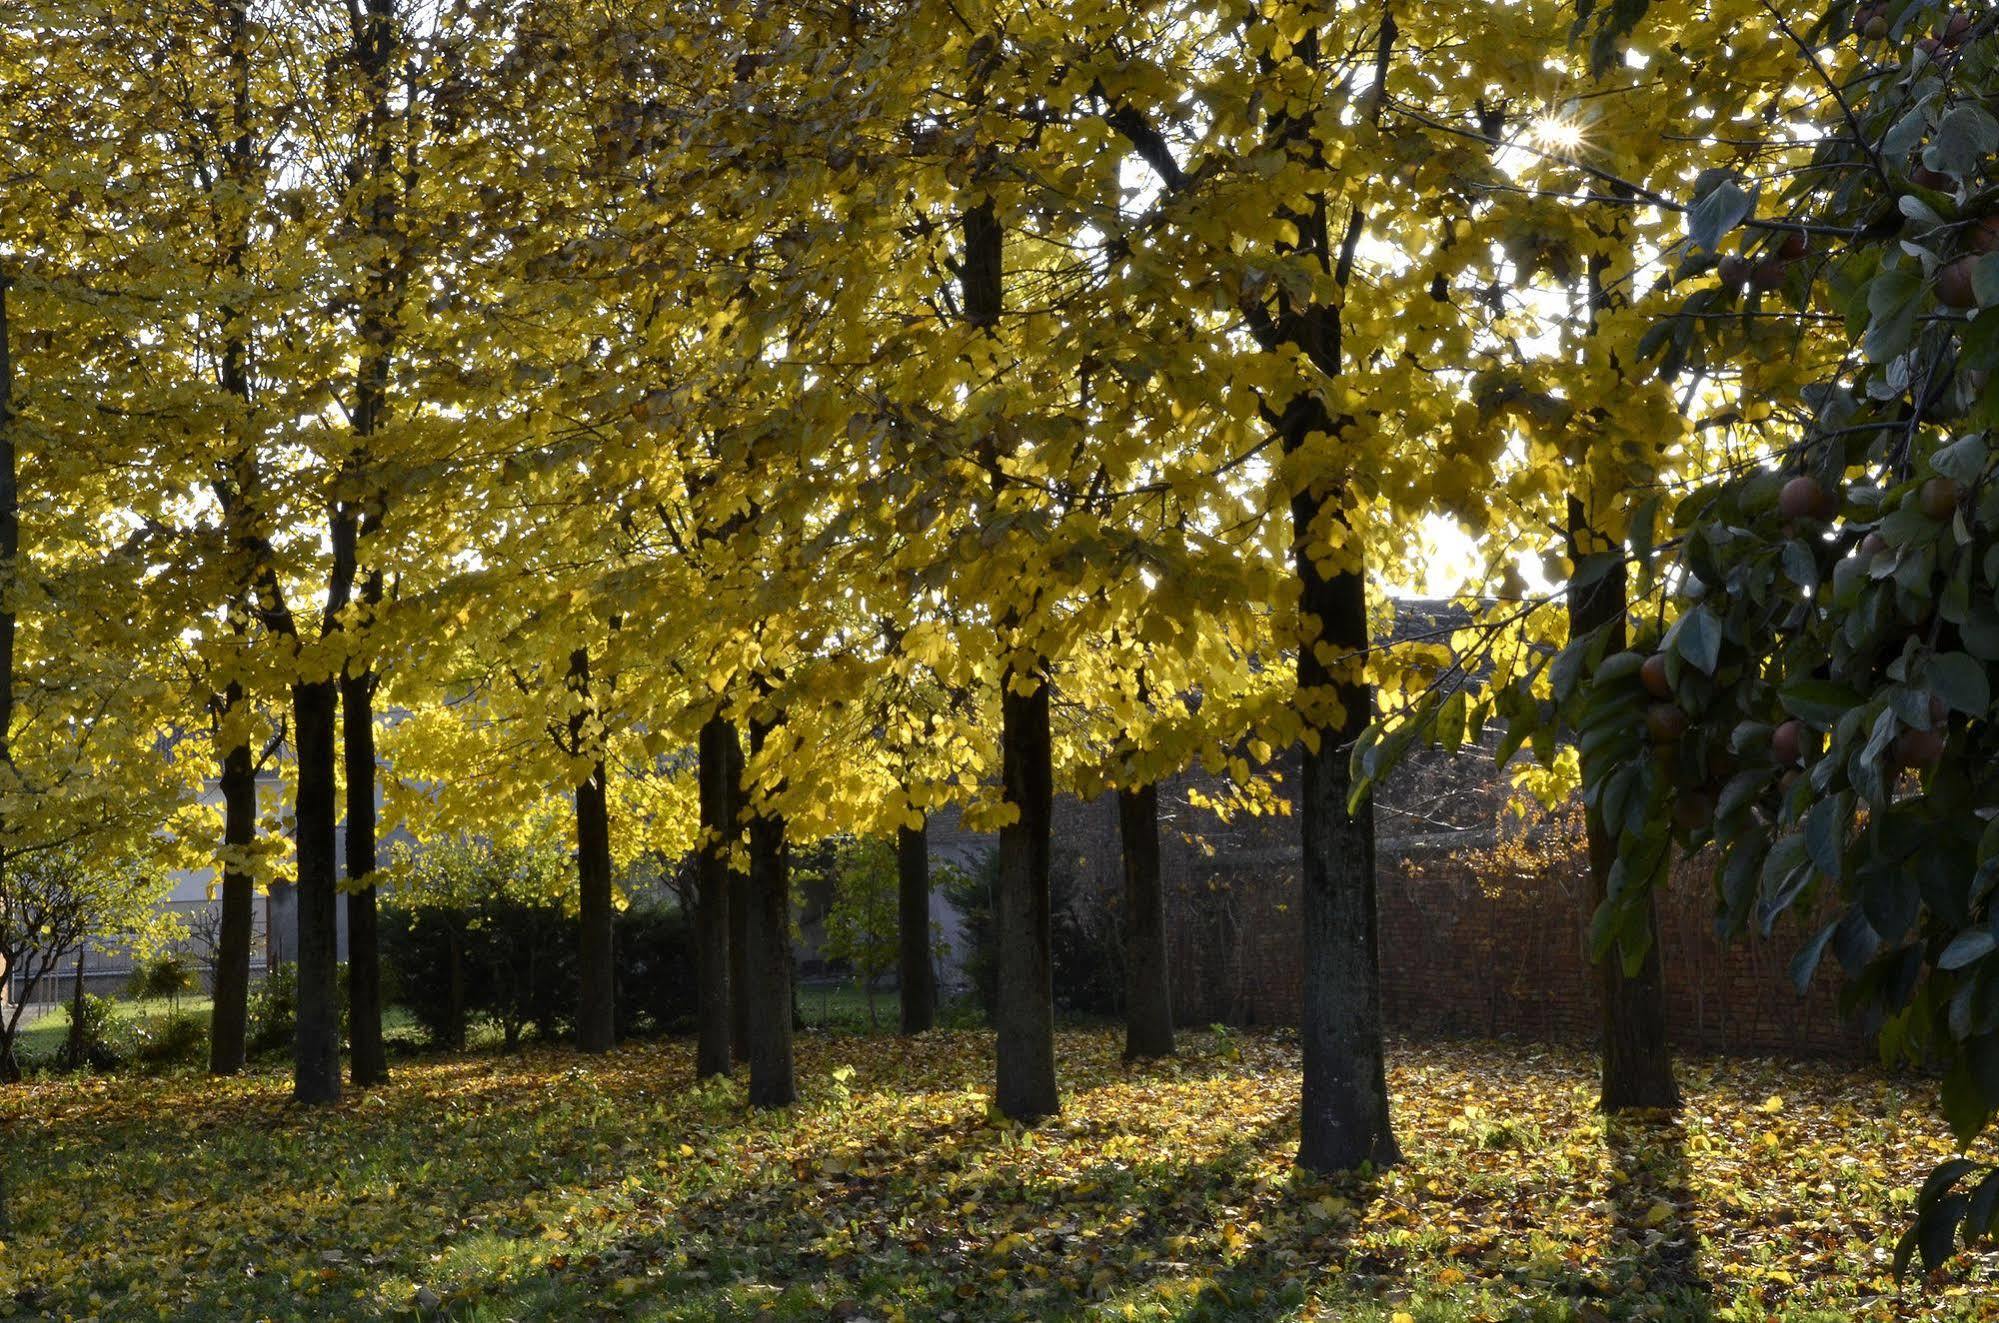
top-left (1595, 1111), bottom-right (1711, 1319)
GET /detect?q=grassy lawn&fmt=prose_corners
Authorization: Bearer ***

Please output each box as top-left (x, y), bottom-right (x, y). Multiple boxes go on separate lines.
top-left (1, 1028), bottom-right (1993, 1322)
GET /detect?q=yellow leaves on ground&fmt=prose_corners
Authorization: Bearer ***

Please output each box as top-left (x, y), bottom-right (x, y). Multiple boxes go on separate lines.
top-left (0, 1030), bottom-right (1993, 1321)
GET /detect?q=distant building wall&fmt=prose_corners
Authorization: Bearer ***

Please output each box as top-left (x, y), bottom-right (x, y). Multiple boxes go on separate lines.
top-left (1032, 760), bottom-right (1869, 1060)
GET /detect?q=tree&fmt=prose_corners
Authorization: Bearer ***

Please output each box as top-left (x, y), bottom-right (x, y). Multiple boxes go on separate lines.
top-left (821, 835), bottom-right (941, 1031)
top-left (0, 845), bottom-right (176, 1081)
top-left (1565, 0), bottom-right (1999, 1267)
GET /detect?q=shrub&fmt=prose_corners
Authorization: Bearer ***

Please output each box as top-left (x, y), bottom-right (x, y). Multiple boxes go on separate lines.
top-left (247, 963), bottom-right (298, 1058)
top-left (938, 850), bottom-right (997, 1018)
top-left (383, 901), bottom-right (574, 1051)
top-left (127, 952), bottom-right (197, 1008)
top-left (53, 992), bottom-right (123, 1073)
top-left (940, 847), bottom-right (1123, 1021)
top-left (129, 1009), bottom-right (208, 1070)
top-left (245, 964), bottom-right (350, 1058)
top-left (614, 900), bottom-right (696, 1038)
top-left (383, 895), bottom-right (698, 1050)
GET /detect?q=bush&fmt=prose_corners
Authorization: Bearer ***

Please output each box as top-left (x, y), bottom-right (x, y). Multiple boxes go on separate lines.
top-left (383, 895), bottom-right (698, 1050)
top-left (383, 901), bottom-right (574, 1051)
top-left (615, 901), bottom-right (697, 1038)
top-left (940, 847), bottom-right (1123, 1021)
top-left (53, 992), bottom-right (123, 1073)
top-left (247, 963), bottom-right (297, 1057)
top-left (245, 964), bottom-right (350, 1059)
top-left (129, 1009), bottom-right (208, 1070)
top-left (128, 952), bottom-right (197, 1007)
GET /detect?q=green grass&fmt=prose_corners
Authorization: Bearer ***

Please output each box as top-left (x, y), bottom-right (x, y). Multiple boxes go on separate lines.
top-left (12, 995), bottom-right (424, 1065)
top-left (1, 1029), bottom-right (1993, 1321)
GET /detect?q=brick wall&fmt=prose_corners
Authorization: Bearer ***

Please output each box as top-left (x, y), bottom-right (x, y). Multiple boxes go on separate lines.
top-left (1038, 765), bottom-right (1870, 1060)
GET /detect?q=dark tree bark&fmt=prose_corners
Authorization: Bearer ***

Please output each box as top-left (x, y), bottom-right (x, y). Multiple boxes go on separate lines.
top-left (209, 692), bottom-right (256, 1075)
top-left (290, 675), bottom-right (342, 1104)
top-left (570, 647), bottom-right (616, 1054)
top-left (326, 0), bottom-right (399, 1092)
top-left (994, 680), bottom-right (1058, 1121)
top-left (960, 188), bottom-right (1058, 1121)
top-left (694, 714), bottom-right (736, 1078)
top-left (728, 788), bottom-right (750, 1064)
top-left (1289, 520), bottom-right (1395, 1170)
top-left (1089, 2), bottom-right (1399, 1173)
top-left (1118, 782), bottom-right (1174, 1060)
top-left (1275, 19), bottom-right (1399, 1175)
top-left (208, 0), bottom-right (260, 1080)
top-left (897, 818), bottom-right (936, 1035)
top-left (1571, 224), bottom-right (1678, 1112)
top-left (343, 659), bottom-right (387, 1086)
top-left (1567, 505), bottom-right (1679, 1111)
top-left (744, 715), bottom-right (795, 1108)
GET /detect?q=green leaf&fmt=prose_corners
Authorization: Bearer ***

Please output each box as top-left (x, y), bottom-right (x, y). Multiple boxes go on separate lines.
top-left (1924, 103), bottom-right (1999, 177)
top-left (1939, 929), bottom-right (1997, 970)
top-left (1687, 178), bottom-right (1752, 253)
top-left (1805, 795), bottom-right (1846, 880)
top-left (1944, 1061), bottom-right (1993, 1146)
top-left (1779, 678), bottom-right (1862, 728)
top-left (1790, 919), bottom-right (1839, 993)
top-left (1669, 605), bottom-right (1722, 675)
top-left (1864, 267), bottom-right (1924, 363)
top-left (1927, 651), bottom-right (1990, 716)
top-left (1932, 435), bottom-right (1990, 484)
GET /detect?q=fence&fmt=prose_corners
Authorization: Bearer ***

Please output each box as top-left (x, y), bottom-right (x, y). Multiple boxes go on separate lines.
top-left (5, 898), bottom-right (271, 1010)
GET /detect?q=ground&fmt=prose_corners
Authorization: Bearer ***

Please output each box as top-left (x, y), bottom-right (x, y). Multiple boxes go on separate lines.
top-left (1, 1028), bottom-right (1994, 1322)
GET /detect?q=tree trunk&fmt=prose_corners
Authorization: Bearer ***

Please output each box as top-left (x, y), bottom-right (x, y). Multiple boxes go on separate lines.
top-left (1256, 16), bottom-right (1398, 1176)
top-left (995, 679), bottom-right (1059, 1121)
top-left (1290, 518), bottom-right (1397, 1171)
top-left (291, 676), bottom-right (342, 1104)
top-left (330, 0), bottom-right (396, 1092)
top-left (574, 759), bottom-right (616, 1053)
top-left (695, 715), bottom-right (735, 1077)
top-left (1119, 782), bottom-right (1175, 1060)
top-left (728, 814), bottom-right (750, 1063)
top-left (64, 949), bottom-right (85, 1064)
top-left (958, 185), bottom-right (1057, 1121)
top-left (210, 696), bottom-right (256, 1075)
top-left (1567, 494), bottom-right (1679, 1111)
top-left (343, 664), bottom-right (387, 1086)
top-left (570, 647), bottom-right (616, 1054)
top-left (744, 716), bottom-right (795, 1108)
top-left (897, 818), bottom-right (936, 1034)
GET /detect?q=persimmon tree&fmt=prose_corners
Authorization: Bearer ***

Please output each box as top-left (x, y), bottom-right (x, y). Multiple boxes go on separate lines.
top-left (1554, 0), bottom-right (1999, 1269)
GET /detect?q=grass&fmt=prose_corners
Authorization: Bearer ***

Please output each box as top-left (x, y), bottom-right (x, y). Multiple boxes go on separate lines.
top-left (1, 1028), bottom-right (1994, 1321)
top-left (11, 995), bottom-right (427, 1065)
